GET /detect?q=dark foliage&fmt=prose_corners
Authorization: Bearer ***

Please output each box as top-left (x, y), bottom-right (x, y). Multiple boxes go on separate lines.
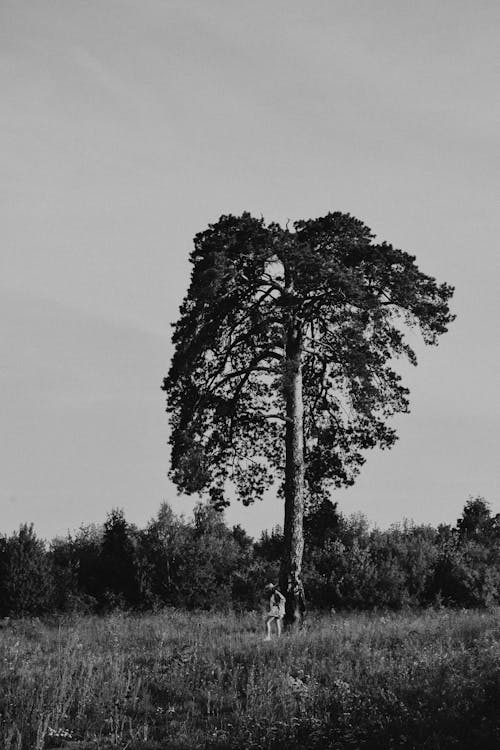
top-left (163, 212), bottom-right (454, 507)
top-left (163, 211), bottom-right (454, 624)
top-left (0, 524), bottom-right (54, 616)
top-left (100, 508), bottom-right (140, 609)
top-left (1, 496), bottom-right (500, 616)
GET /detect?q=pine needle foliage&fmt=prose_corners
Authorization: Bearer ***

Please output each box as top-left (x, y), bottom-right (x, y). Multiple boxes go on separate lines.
top-left (164, 212), bottom-right (454, 508)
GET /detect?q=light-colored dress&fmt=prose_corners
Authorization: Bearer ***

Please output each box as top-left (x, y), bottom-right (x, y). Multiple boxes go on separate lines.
top-left (269, 590), bottom-right (286, 618)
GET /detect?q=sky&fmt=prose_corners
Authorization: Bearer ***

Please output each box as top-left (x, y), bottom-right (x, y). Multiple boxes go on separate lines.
top-left (1, 0), bottom-right (499, 540)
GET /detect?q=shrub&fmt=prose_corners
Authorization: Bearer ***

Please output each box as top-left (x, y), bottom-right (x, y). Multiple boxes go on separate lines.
top-left (0, 524), bottom-right (54, 616)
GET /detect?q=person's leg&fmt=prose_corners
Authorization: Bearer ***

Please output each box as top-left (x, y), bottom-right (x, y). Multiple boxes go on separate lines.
top-left (276, 617), bottom-right (282, 637)
top-left (265, 616), bottom-right (272, 640)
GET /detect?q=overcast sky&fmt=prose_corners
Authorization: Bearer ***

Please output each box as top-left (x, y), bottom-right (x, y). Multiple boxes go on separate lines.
top-left (1, 0), bottom-right (499, 540)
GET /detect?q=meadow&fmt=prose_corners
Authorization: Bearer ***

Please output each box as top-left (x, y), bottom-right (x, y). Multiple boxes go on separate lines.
top-left (1, 609), bottom-right (500, 750)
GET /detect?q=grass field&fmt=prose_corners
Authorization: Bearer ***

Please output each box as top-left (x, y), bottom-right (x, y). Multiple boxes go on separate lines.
top-left (1, 608), bottom-right (500, 749)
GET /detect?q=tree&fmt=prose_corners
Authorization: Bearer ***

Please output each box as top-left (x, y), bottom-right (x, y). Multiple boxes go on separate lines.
top-left (456, 496), bottom-right (500, 544)
top-left (0, 524), bottom-right (54, 616)
top-left (163, 212), bottom-right (454, 623)
top-left (139, 502), bottom-right (195, 607)
top-left (100, 508), bottom-right (139, 609)
top-left (304, 498), bottom-right (340, 549)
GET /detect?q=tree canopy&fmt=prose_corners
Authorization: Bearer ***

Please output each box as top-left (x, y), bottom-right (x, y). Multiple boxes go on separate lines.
top-left (164, 211), bottom-right (454, 510)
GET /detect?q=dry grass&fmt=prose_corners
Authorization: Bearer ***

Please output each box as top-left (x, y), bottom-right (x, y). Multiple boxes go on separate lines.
top-left (1, 608), bottom-right (500, 749)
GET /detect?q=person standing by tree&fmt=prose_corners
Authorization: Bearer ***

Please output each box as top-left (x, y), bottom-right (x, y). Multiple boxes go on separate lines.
top-left (164, 211), bottom-right (454, 626)
top-left (264, 583), bottom-right (286, 640)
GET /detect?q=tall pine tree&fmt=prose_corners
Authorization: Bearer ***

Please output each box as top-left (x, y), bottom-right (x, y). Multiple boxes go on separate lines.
top-left (163, 212), bottom-right (454, 623)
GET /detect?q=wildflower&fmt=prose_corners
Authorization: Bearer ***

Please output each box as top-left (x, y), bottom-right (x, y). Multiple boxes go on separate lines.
top-left (286, 674), bottom-right (311, 699)
top-left (47, 727), bottom-right (74, 740)
top-left (333, 678), bottom-right (352, 695)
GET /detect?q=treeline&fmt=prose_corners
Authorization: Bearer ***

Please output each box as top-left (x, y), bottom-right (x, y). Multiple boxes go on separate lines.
top-left (1, 497), bottom-right (499, 617)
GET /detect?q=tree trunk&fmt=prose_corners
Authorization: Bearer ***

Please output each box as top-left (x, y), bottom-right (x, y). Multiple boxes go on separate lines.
top-left (279, 322), bottom-right (306, 627)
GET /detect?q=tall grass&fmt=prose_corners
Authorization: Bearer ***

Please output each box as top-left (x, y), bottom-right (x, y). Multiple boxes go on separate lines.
top-left (1, 609), bottom-right (500, 749)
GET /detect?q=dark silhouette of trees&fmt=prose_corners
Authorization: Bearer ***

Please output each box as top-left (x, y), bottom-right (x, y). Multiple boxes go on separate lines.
top-left (50, 524), bottom-right (103, 611)
top-left (457, 496), bottom-right (500, 543)
top-left (3, 496), bottom-right (500, 617)
top-left (100, 509), bottom-right (140, 609)
top-left (304, 498), bottom-right (341, 549)
top-left (426, 497), bottom-right (500, 607)
top-left (163, 211), bottom-right (454, 623)
top-left (137, 502), bottom-right (192, 608)
top-left (0, 524), bottom-right (53, 616)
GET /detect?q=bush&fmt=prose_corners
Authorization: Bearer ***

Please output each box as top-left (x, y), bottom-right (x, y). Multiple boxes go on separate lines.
top-left (0, 524), bottom-right (54, 616)
top-left (2, 496), bottom-right (500, 615)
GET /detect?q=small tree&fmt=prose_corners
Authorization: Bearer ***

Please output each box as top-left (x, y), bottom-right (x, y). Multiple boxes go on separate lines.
top-left (71, 523), bottom-right (104, 608)
top-left (0, 524), bottom-right (54, 616)
top-left (164, 212), bottom-right (454, 623)
top-left (140, 502), bottom-right (193, 607)
top-left (457, 496), bottom-right (500, 543)
top-left (100, 508), bottom-right (139, 609)
top-left (304, 498), bottom-right (340, 549)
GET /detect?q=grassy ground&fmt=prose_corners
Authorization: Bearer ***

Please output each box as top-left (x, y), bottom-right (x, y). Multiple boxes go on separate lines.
top-left (1, 609), bottom-right (500, 750)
